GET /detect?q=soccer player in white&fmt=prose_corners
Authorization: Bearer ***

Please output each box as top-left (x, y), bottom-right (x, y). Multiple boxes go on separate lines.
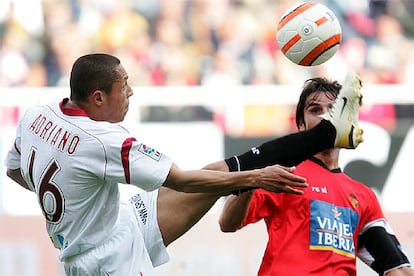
top-left (4, 53), bottom-right (308, 275)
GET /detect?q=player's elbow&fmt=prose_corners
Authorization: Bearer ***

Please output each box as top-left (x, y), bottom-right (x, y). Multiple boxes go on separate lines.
top-left (219, 224), bottom-right (239, 233)
top-left (202, 160), bottom-right (229, 172)
top-left (6, 168), bottom-right (12, 178)
top-left (220, 225), bottom-right (237, 233)
top-left (219, 217), bottom-right (240, 233)
top-left (6, 168), bottom-right (17, 180)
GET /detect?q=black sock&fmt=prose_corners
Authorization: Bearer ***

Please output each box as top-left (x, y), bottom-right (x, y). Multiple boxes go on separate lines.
top-left (225, 120), bottom-right (336, 171)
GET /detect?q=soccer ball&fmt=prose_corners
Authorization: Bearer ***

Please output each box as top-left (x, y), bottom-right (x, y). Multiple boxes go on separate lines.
top-left (276, 2), bottom-right (342, 66)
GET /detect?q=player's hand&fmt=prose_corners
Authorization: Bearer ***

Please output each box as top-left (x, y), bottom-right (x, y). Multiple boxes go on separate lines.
top-left (256, 165), bottom-right (307, 195)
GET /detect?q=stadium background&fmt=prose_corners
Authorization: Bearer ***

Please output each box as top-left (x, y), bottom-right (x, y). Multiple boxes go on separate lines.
top-left (0, 0), bottom-right (413, 275)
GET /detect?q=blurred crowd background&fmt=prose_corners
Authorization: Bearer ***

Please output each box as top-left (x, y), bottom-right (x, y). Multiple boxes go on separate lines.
top-left (1, 0), bottom-right (414, 131)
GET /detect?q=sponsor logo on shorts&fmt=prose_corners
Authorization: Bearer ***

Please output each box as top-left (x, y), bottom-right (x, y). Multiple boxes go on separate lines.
top-left (129, 194), bottom-right (148, 225)
top-left (57, 234), bottom-right (68, 249)
top-left (309, 200), bottom-right (359, 258)
top-left (138, 144), bottom-right (161, 161)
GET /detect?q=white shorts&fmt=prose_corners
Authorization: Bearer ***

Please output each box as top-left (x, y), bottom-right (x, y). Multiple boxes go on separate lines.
top-left (63, 190), bottom-right (169, 276)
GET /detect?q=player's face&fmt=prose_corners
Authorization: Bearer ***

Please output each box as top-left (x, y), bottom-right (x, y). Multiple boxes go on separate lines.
top-left (103, 64), bottom-right (133, 123)
top-left (299, 91), bottom-right (335, 131)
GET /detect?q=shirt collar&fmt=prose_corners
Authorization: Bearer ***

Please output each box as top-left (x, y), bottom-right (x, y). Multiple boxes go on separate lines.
top-left (59, 98), bottom-right (89, 117)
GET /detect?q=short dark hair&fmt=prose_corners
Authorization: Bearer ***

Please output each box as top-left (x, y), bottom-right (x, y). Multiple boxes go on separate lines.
top-left (295, 77), bottom-right (342, 128)
top-left (69, 53), bottom-right (121, 102)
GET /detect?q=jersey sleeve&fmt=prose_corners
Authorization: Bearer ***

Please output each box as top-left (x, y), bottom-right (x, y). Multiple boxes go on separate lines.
top-left (243, 189), bottom-right (278, 226)
top-left (359, 188), bottom-right (384, 228)
top-left (104, 136), bottom-right (173, 192)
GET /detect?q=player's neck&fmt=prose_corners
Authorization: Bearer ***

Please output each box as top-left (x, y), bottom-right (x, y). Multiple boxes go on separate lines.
top-left (313, 149), bottom-right (339, 170)
top-left (63, 99), bottom-right (81, 109)
top-left (63, 99), bottom-right (94, 119)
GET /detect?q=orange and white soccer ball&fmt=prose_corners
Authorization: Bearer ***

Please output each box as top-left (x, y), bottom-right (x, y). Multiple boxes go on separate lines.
top-left (276, 2), bottom-right (342, 66)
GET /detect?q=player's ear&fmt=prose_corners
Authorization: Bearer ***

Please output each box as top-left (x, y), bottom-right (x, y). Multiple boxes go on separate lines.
top-left (92, 90), bottom-right (104, 106)
top-left (298, 122), bottom-right (306, 131)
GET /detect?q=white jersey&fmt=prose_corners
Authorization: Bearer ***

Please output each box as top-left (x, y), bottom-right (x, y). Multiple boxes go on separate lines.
top-left (5, 98), bottom-right (172, 266)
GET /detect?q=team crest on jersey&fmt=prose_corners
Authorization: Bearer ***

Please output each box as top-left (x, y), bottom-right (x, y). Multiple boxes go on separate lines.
top-left (309, 200), bottom-right (359, 258)
top-left (349, 193), bottom-right (359, 209)
top-left (138, 144), bottom-right (161, 161)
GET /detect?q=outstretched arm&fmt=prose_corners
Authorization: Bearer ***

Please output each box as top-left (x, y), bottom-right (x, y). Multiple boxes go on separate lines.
top-left (162, 163), bottom-right (307, 195)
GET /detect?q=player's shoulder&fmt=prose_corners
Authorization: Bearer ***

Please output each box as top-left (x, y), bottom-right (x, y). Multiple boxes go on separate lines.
top-left (341, 172), bottom-right (369, 188)
top-left (341, 173), bottom-right (377, 199)
top-left (79, 122), bottom-right (133, 151)
top-left (84, 121), bottom-right (130, 138)
top-left (19, 102), bottom-right (56, 122)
